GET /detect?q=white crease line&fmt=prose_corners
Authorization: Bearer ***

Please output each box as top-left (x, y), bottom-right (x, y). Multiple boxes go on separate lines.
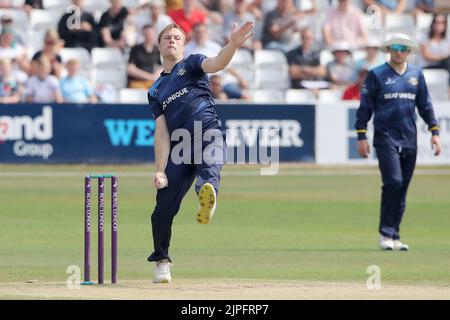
top-left (1, 170), bottom-right (450, 178)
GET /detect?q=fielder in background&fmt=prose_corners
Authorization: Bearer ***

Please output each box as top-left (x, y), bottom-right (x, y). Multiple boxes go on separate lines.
top-left (147, 22), bottom-right (254, 283)
top-left (355, 33), bottom-right (442, 251)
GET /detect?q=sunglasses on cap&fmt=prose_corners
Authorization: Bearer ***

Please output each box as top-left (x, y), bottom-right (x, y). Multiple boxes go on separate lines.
top-left (389, 44), bottom-right (410, 52)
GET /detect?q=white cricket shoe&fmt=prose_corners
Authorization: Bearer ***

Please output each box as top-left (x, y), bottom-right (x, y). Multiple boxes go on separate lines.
top-left (196, 183), bottom-right (216, 224)
top-left (379, 235), bottom-right (394, 251)
top-left (393, 240), bottom-right (409, 251)
top-left (153, 259), bottom-right (172, 283)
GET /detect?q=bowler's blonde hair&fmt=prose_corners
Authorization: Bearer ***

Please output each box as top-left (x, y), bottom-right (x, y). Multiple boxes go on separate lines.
top-left (157, 23), bottom-right (186, 44)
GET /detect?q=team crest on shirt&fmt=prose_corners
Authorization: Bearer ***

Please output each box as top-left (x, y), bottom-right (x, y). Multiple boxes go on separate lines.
top-left (385, 77), bottom-right (395, 85)
top-left (177, 66), bottom-right (186, 76)
top-left (408, 77), bottom-right (418, 86)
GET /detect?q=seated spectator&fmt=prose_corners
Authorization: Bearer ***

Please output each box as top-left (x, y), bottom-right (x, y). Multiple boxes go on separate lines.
top-left (248, 0), bottom-right (278, 20)
top-left (342, 66), bottom-right (369, 100)
top-left (323, 0), bottom-right (368, 49)
top-left (60, 58), bottom-right (96, 103)
top-left (354, 38), bottom-right (385, 72)
top-left (210, 74), bottom-right (228, 100)
top-left (134, 0), bottom-right (173, 44)
top-left (414, 0), bottom-right (436, 14)
top-left (25, 57), bottom-right (63, 103)
top-left (223, 0), bottom-right (262, 51)
top-left (58, 0), bottom-right (98, 52)
top-left (168, 0), bottom-right (207, 41)
top-left (0, 0), bottom-right (13, 8)
top-left (363, 0), bottom-right (406, 14)
top-left (419, 14), bottom-right (450, 83)
top-left (1, 14), bottom-right (25, 45)
top-left (210, 72), bottom-right (250, 100)
top-left (184, 22), bottom-right (221, 57)
top-left (262, 0), bottom-right (300, 52)
top-left (99, 0), bottom-right (129, 49)
top-left (31, 30), bottom-right (64, 78)
top-left (286, 28), bottom-right (325, 89)
top-left (197, 0), bottom-right (225, 24)
top-left (166, 0), bottom-right (183, 11)
top-left (0, 27), bottom-right (30, 75)
top-left (23, 0), bottom-right (43, 15)
top-left (221, 66), bottom-right (251, 100)
top-left (127, 24), bottom-right (162, 89)
top-left (326, 41), bottom-right (355, 86)
top-left (0, 58), bottom-right (22, 103)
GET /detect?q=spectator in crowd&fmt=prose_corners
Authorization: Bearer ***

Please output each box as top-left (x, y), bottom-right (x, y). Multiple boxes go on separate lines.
top-left (60, 58), bottom-right (97, 103)
top-left (23, 0), bottom-right (43, 15)
top-left (248, 0), bottom-right (278, 20)
top-left (168, 0), bottom-right (207, 41)
top-left (199, 0), bottom-right (229, 13)
top-left (354, 38), bottom-right (385, 72)
top-left (326, 41), bottom-right (355, 86)
top-left (0, 0), bottom-right (13, 8)
top-left (127, 24), bottom-right (162, 89)
top-left (31, 30), bottom-right (64, 78)
top-left (0, 58), bottom-right (22, 103)
top-left (342, 66), bottom-right (369, 100)
top-left (0, 27), bottom-right (30, 75)
top-left (99, 0), bottom-right (130, 49)
top-left (210, 74), bottom-right (229, 100)
top-left (58, 0), bottom-right (98, 52)
top-left (286, 27), bottom-right (325, 89)
top-left (210, 71), bottom-right (251, 100)
top-left (419, 14), bottom-right (450, 83)
top-left (134, 0), bottom-right (173, 44)
top-left (323, 0), bottom-right (368, 49)
top-left (196, 0), bottom-right (225, 24)
top-left (223, 0), bottom-right (262, 51)
top-left (1, 14), bottom-right (25, 45)
top-left (25, 57), bottom-right (63, 103)
top-left (414, 0), bottom-right (436, 14)
top-left (165, 0), bottom-right (183, 11)
top-left (184, 22), bottom-right (221, 57)
top-left (262, 0), bottom-right (301, 52)
top-left (363, 0), bottom-right (406, 14)
top-left (220, 66), bottom-right (251, 100)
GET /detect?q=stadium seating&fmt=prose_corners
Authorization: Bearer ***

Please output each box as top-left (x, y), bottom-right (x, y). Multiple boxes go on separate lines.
top-left (92, 68), bottom-right (127, 90)
top-left (423, 69), bottom-right (450, 101)
top-left (251, 89), bottom-right (285, 103)
top-left (227, 49), bottom-right (254, 87)
top-left (385, 13), bottom-right (416, 34)
top-left (318, 89), bottom-right (344, 103)
top-left (0, 1), bottom-right (449, 104)
top-left (285, 89), bottom-right (318, 104)
top-left (254, 49), bottom-right (290, 90)
top-left (30, 9), bottom-right (61, 32)
top-left (119, 88), bottom-right (148, 104)
top-left (91, 48), bottom-right (126, 69)
top-left (42, 0), bottom-right (71, 11)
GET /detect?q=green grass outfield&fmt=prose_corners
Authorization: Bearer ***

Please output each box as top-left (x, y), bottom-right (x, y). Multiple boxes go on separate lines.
top-left (0, 164), bottom-right (449, 289)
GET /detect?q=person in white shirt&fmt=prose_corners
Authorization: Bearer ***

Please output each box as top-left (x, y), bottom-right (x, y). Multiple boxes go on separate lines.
top-left (134, 0), bottom-right (174, 44)
top-left (25, 57), bottom-right (63, 103)
top-left (184, 22), bottom-right (222, 57)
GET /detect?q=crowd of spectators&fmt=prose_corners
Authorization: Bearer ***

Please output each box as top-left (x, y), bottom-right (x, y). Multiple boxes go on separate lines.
top-left (0, 0), bottom-right (449, 104)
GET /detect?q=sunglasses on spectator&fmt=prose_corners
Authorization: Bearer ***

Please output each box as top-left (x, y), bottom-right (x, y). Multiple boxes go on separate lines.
top-left (389, 44), bottom-right (410, 53)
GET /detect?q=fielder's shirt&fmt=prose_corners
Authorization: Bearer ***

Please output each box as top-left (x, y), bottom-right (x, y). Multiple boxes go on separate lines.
top-left (147, 54), bottom-right (219, 134)
top-left (355, 62), bottom-right (439, 148)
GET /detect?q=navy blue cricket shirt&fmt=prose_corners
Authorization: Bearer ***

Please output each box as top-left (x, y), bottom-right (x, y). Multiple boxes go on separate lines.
top-left (355, 62), bottom-right (440, 148)
top-left (147, 54), bottom-right (219, 134)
